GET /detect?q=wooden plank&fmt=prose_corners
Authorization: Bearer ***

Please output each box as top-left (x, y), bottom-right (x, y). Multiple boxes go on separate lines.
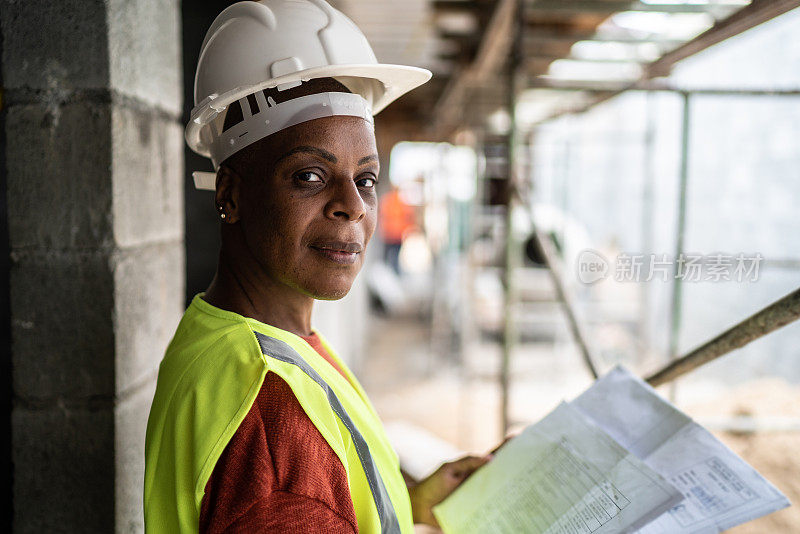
top-left (524, 31), bottom-right (682, 46)
top-left (526, 55), bottom-right (648, 64)
top-left (647, 0), bottom-right (800, 76)
top-left (432, 0), bottom-right (518, 137)
top-left (526, 0), bottom-right (745, 15)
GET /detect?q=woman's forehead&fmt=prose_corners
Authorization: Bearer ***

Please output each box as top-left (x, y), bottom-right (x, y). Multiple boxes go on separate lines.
top-left (230, 115), bottom-right (377, 175)
top-left (265, 116), bottom-right (377, 161)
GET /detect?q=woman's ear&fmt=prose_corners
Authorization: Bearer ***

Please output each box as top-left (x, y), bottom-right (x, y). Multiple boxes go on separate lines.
top-left (214, 165), bottom-right (242, 224)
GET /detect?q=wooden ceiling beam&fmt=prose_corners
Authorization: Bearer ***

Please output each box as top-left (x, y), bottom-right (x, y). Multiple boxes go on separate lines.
top-left (524, 31), bottom-right (682, 46)
top-left (526, 55), bottom-right (647, 65)
top-left (432, 0), bottom-right (487, 12)
top-left (519, 0), bottom-right (800, 127)
top-left (647, 0), bottom-right (800, 77)
top-left (525, 0), bottom-right (745, 15)
top-left (437, 29), bottom-right (482, 49)
top-left (431, 0), bottom-right (518, 138)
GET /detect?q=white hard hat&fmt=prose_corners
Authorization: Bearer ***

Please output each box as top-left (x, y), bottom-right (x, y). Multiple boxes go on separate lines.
top-left (186, 0), bottom-right (432, 190)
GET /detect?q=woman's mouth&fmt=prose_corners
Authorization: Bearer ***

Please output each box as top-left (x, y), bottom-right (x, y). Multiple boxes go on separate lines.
top-left (309, 241), bottom-right (362, 265)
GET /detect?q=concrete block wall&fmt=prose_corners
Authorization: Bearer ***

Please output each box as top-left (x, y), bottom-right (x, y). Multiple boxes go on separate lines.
top-left (2, 1), bottom-right (184, 532)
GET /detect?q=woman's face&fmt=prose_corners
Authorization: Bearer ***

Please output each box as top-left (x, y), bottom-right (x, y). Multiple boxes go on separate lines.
top-left (233, 115), bottom-right (379, 300)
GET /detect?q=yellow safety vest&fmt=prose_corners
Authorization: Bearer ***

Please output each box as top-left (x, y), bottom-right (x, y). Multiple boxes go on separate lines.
top-left (144, 295), bottom-right (413, 533)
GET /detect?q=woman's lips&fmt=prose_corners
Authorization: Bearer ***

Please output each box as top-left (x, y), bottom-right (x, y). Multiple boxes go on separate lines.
top-left (309, 241), bottom-right (363, 265)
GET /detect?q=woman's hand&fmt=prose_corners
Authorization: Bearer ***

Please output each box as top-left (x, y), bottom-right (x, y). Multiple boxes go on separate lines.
top-left (408, 455), bottom-right (492, 527)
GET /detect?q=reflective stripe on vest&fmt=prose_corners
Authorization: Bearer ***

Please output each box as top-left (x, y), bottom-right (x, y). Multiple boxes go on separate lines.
top-left (255, 332), bottom-right (402, 534)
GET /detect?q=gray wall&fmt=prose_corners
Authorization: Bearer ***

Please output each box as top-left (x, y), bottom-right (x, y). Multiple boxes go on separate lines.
top-left (1, 1), bottom-right (184, 531)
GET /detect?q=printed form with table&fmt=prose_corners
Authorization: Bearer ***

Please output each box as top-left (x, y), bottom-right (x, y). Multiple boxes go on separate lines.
top-left (432, 367), bottom-right (790, 534)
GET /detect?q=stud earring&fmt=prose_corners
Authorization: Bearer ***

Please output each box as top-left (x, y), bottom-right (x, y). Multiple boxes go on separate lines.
top-left (217, 204), bottom-right (226, 220)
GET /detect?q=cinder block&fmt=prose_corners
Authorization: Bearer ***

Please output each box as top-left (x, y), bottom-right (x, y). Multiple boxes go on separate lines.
top-left (111, 105), bottom-right (184, 249)
top-left (107, 0), bottom-right (182, 115)
top-left (115, 377), bottom-right (158, 534)
top-left (113, 242), bottom-right (184, 395)
top-left (13, 404), bottom-right (115, 533)
top-left (5, 102), bottom-right (114, 250)
top-left (10, 250), bottom-right (116, 400)
top-left (1, 0), bottom-right (110, 91)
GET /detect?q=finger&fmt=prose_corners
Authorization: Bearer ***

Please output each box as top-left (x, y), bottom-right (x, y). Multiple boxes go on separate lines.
top-left (446, 455), bottom-right (491, 478)
top-left (490, 431), bottom-right (520, 455)
top-left (490, 440), bottom-right (507, 455)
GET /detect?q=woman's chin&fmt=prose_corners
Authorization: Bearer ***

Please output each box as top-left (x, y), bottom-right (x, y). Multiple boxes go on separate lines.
top-left (302, 279), bottom-right (355, 301)
top-left (311, 287), bottom-right (352, 301)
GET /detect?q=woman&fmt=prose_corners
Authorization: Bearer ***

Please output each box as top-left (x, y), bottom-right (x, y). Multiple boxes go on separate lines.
top-left (144, 1), bottom-right (489, 532)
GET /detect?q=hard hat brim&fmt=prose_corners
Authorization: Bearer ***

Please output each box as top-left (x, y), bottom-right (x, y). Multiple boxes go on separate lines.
top-left (186, 63), bottom-right (432, 158)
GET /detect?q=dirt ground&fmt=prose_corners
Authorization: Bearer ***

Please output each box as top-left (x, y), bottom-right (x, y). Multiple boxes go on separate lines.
top-left (361, 315), bottom-right (800, 533)
top-left (683, 379), bottom-right (800, 533)
top-left (721, 431), bottom-right (800, 533)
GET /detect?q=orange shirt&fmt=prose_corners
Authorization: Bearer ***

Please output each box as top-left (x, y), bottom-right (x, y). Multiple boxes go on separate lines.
top-left (199, 333), bottom-right (357, 533)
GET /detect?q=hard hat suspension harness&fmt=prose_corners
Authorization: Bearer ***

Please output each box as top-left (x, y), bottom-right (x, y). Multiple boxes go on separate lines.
top-left (192, 90), bottom-right (374, 190)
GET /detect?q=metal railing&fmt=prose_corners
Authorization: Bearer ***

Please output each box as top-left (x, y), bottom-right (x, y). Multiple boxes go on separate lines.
top-left (646, 287), bottom-right (800, 387)
top-left (533, 230), bottom-right (599, 379)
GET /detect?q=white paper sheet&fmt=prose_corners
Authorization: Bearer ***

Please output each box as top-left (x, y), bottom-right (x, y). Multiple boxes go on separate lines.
top-left (572, 366), bottom-right (790, 533)
top-left (432, 402), bottom-right (682, 534)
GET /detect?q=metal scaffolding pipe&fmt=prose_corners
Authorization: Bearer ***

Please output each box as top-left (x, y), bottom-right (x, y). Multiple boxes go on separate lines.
top-left (666, 92), bottom-right (692, 400)
top-left (500, 0), bottom-right (524, 436)
top-left (646, 287), bottom-right (800, 387)
top-left (534, 231), bottom-right (600, 379)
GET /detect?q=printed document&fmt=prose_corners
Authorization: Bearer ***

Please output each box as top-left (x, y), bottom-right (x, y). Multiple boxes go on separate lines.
top-left (431, 366), bottom-right (789, 533)
top-left (432, 402), bottom-right (682, 533)
top-left (572, 366), bottom-right (790, 533)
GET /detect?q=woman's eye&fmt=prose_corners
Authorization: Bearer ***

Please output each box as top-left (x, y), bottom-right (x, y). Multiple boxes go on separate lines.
top-left (357, 176), bottom-right (377, 188)
top-left (296, 171), bottom-right (323, 183)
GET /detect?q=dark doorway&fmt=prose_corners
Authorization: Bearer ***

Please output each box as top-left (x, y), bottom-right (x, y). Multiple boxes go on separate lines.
top-left (181, 1), bottom-right (231, 305)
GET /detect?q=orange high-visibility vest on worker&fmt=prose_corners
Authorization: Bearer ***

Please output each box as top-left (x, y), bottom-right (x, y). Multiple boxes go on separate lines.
top-left (380, 189), bottom-right (415, 245)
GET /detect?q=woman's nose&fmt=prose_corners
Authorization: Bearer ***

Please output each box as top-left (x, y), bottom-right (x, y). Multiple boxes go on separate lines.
top-left (325, 178), bottom-right (366, 222)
